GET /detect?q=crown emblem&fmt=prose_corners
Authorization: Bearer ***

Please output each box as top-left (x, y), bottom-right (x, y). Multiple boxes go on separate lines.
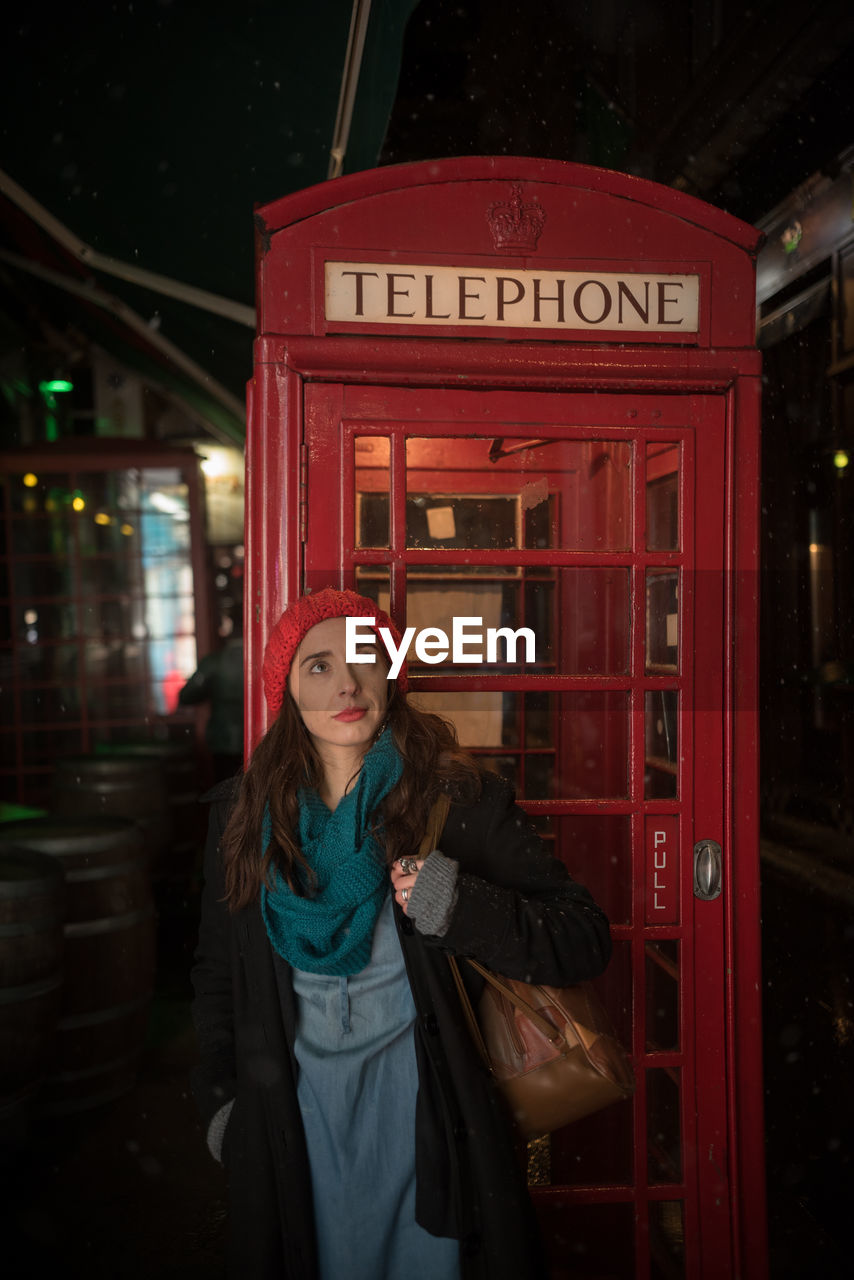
top-left (486, 183), bottom-right (546, 253)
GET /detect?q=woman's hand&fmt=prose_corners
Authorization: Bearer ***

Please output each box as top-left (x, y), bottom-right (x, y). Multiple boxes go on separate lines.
top-left (390, 856), bottom-right (423, 915)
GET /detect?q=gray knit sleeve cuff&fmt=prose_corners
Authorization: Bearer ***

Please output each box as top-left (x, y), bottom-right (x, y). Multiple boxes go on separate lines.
top-left (408, 849), bottom-right (459, 937)
top-left (207, 1097), bottom-right (235, 1163)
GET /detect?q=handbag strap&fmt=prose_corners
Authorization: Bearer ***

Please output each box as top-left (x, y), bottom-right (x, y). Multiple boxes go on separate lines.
top-left (414, 792), bottom-right (493, 1068)
top-left (448, 953), bottom-right (492, 1068)
top-left (417, 790), bottom-right (451, 860)
top-left (463, 957), bottom-right (566, 1046)
top-left (418, 791), bottom-right (568, 1063)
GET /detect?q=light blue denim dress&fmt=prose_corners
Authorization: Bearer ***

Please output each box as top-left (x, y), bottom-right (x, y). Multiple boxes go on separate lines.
top-left (292, 890), bottom-right (461, 1280)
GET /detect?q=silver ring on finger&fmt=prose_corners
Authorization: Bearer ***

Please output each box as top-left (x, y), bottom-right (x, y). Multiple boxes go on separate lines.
top-left (399, 857), bottom-right (419, 875)
top-left (401, 887), bottom-right (409, 903)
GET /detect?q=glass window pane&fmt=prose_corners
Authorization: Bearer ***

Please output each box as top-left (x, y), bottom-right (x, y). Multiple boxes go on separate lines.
top-left (15, 644), bottom-right (79, 683)
top-left (10, 511), bottom-right (73, 555)
top-left (146, 596), bottom-right (195, 639)
top-left (407, 493), bottom-right (518, 550)
top-left (7, 473), bottom-right (71, 514)
top-left (84, 639), bottom-right (146, 683)
top-left (140, 512), bottom-right (191, 555)
top-left (524, 752), bottom-right (554, 800)
top-left (76, 469), bottom-right (142, 512)
top-left (646, 443), bottom-right (680, 550)
top-left (79, 556), bottom-right (143, 594)
top-left (140, 467), bottom-right (187, 513)
top-left (81, 597), bottom-right (146, 641)
top-left (646, 940), bottom-right (680, 1052)
top-left (647, 570), bottom-right (679, 671)
top-left (536, 1201), bottom-right (635, 1278)
top-left (557, 814), bottom-right (632, 926)
top-left (552, 567), bottom-right (630, 674)
top-left (76, 511), bottom-right (137, 556)
top-left (650, 1201), bottom-right (686, 1280)
top-left (645, 689), bottom-right (679, 799)
top-left (11, 602), bottom-right (78, 642)
top-left (18, 685), bottom-right (82, 722)
top-left (405, 577), bottom-right (535, 672)
top-left (554, 691), bottom-right (628, 799)
top-left (353, 564), bottom-right (391, 606)
top-left (409, 691), bottom-right (508, 749)
top-left (647, 1068), bottom-right (682, 1183)
top-left (550, 1091), bottom-right (634, 1188)
top-left (148, 637), bottom-right (197, 715)
top-left (12, 559), bottom-right (74, 598)
top-left (593, 935), bottom-right (633, 1048)
top-left (86, 682), bottom-right (149, 720)
top-left (356, 497), bottom-right (390, 549)
top-left (397, 568), bottom-right (630, 676)
top-left (355, 437), bottom-right (390, 548)
top-left (410, 690), bottom-right (628, 800)
top-left (19, 729), bottom-right (86, 764)
top-left (479, 756), bottom-right (518, 789)
top-left (406, 436), bottom-right (632, 551)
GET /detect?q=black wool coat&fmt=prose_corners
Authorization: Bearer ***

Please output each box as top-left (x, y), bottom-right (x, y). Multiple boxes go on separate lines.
top-left (190, 771), bottom-right (612, 1280)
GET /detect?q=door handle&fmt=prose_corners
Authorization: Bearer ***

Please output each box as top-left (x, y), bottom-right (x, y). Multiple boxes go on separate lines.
top-left (693, 840), bottom-right (722, 900)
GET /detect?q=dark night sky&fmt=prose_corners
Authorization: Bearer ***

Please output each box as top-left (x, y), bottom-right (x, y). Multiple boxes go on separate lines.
top-left (3, 1), bottom-right (853, 404)
top-left (1, 0), bottom-right (416, 400)
top-left (2, 2), bottom-right (365, 299)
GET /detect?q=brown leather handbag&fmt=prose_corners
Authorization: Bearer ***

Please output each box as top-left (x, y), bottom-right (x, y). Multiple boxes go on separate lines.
top-left (418, 793), bottom-right (635, 1139)
top-left (448, 955), bottom-right (636, 1138)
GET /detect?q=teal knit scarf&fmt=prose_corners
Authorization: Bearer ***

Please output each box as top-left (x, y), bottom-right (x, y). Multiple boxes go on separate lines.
top-left (260, 729), bottom-right (403, 976)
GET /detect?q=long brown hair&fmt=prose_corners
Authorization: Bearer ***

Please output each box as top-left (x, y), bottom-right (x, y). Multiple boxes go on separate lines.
top-left (221, 682), bottom-right (480, 911)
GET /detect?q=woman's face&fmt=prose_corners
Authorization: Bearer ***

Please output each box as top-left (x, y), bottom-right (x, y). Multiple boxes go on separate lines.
top-left (287, 616), bottom-right (390, 758)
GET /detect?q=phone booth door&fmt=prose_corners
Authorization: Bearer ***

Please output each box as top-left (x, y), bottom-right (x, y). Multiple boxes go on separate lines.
top-left (301, 381), bottom-right (731, 1279)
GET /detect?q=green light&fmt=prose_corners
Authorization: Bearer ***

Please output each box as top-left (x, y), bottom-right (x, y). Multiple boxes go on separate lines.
top-left (833, 450), bottom-right (849, 471)
top-left (40, 378), bottom-right (74, 395)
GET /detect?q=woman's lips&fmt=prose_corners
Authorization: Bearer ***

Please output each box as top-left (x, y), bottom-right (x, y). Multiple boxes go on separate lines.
top-left (333, 707), bottom-right (367, 722)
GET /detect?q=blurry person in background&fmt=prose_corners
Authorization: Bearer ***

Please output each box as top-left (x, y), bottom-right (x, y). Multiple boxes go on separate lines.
top-left (179, 626), bottom-right (244, 781)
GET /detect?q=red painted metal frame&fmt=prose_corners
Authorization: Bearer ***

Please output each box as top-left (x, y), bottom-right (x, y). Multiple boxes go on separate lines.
top-left (283, 377), bottom-right (760, 1278)
top-left (247, 157), bottom-right (766, 1279)
top-left (256, 157), bottom-right (760, 351)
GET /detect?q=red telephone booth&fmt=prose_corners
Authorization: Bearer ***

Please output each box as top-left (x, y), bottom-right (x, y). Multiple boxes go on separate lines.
top-left (246, 157), bottom-right (765, 1280)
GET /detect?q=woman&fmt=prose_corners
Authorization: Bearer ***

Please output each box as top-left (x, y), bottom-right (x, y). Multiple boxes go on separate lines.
top-left (191, 587), bottom-right (612, 1280)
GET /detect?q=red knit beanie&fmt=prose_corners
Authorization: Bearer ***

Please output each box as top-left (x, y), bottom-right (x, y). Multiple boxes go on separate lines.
top-left (262, 587), bottom-right (408, 715)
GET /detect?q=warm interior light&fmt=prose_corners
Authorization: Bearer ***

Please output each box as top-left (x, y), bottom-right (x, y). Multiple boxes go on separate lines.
top-left (197, 444), bottom-right (242, 480)
top-left (149, 490), bottom-right (189, 519)
top-left (833, 450), bottom-right (849, 471)
top-left (94, 512), bottom-right (112, 526)
top-left (72, 496), bottom-right (85, 512)
top-left (22, 472), bottom-right (38, 487)
top-left (120, 523), bottom-right (134, 536)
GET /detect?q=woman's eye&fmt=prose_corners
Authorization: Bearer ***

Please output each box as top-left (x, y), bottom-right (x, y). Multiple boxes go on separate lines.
top-left (309, 661), bottom-right (329, 674)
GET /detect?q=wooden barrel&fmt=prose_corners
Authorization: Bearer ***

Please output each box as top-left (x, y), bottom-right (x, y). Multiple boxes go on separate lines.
top-left (0, 816), bottom-right (155, 1113)
top-left (51, 754), bottom-right (172, 869)
top-left (0, 847), bottom-right (65, 1134)
top-left (95, 740), bottom-right (202, 882)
